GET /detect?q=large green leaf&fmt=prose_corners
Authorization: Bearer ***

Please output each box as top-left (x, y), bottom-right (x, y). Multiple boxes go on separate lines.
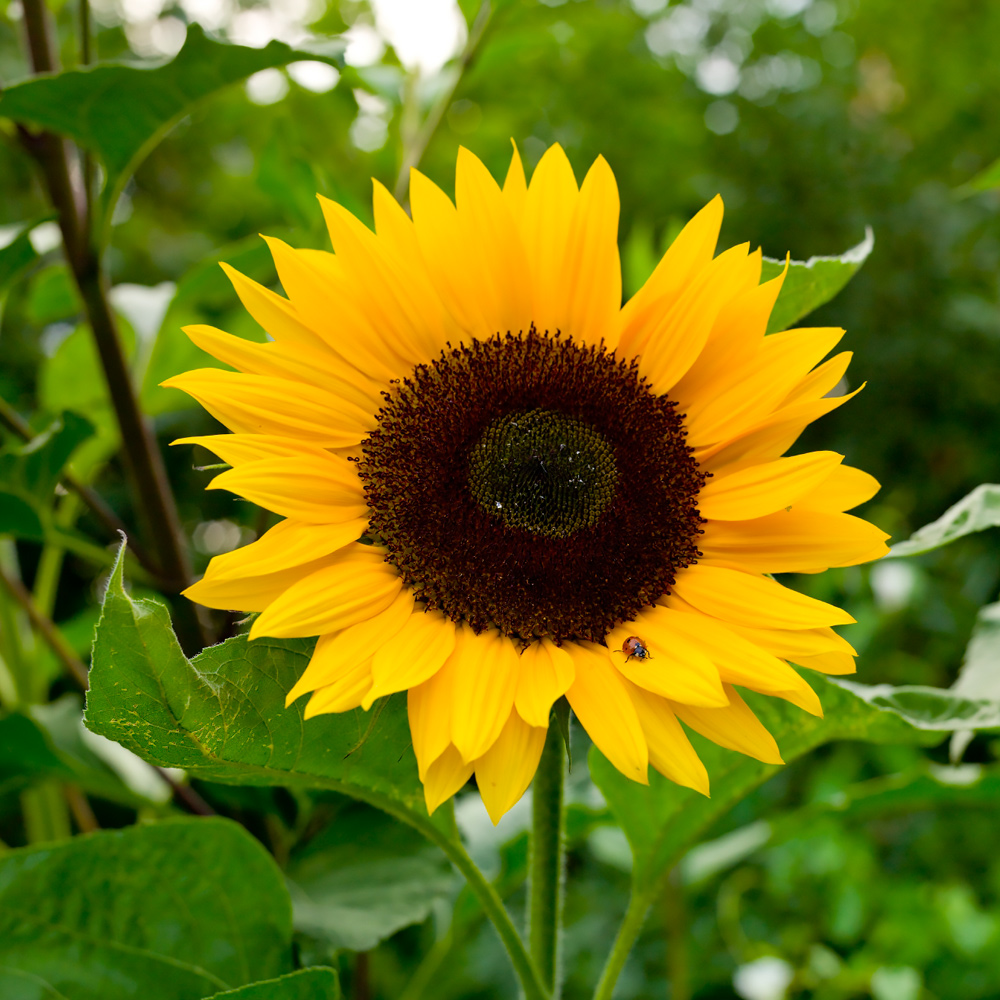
top-left (761, 227), bottom-right (874, 332)
top-left (0, 817), bottom-right (293, 999)
top-left (890, 484), bottom-right (1000, 557)
top-left (85, 540), bottom-right (457, 846)
top-left (950, 601), bottom-right (1000, 761)
top-left (0, 26), bottom-right (343, 221)
top-left (288, 801), bottom-right (459, 952)
top-left (590, 675), bottom-right (980, 887)
top-left (202, 969), bottom-right (340, 1000)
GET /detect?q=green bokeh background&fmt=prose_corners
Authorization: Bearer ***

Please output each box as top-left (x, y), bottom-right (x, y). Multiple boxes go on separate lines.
top-left (1, 0), bottom-right (999, 997)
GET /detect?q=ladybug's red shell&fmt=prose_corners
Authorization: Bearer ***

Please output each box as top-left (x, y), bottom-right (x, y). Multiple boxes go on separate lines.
top-left (621, 636), bottom-right (652, 662)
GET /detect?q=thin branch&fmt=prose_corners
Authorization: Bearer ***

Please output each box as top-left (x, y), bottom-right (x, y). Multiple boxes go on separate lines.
top-left (153, 767), bottom-right (216, 816)
top-left (64, 784), bottom-right (100, 832)
top-left (393, 0), bottom-right (494, 203)
top-left (0, 566), bottom-right (90, 690)
top-left (0, 394), bottom-right (160, 580)
top-left (18, 0), bottom-right (209, 651)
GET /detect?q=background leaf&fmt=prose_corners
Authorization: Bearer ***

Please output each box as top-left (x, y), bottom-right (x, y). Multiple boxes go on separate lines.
top-left (591, 675), bottom-right (965, 887)
top-left (0, 224), bottom-right (40, 293)
top-left (761, 227), bottom-right (874, 332)
top-left (950, 601), bottom-right (1000, 760)
top-left (890, 483), bottom-right (1000, 556)
top-left (0, 817), bottom-right (293, 999)
top-left (0, 26), bottom-right (343, 218)
top-left (202, 968), bottom-right (340, 1000)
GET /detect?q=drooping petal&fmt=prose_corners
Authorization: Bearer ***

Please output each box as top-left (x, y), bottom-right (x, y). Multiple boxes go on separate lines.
top-left (474, 711), bottom-right (547, 824)
top-left (791, 650), bottom-right (857, 675)
top-left (285, 589), bottom-right (415, 704)
top-left (514, 638), bottom-right (575, 728)
top-left (172, 433), bottom-right (329, 467)
top-left (620, 677), bottom-right (709, 794)
top-left (363, 610), bottom-right (458, 708)
top-left (423, 744), bottom-right (475, 815)
top-left (449, 627), bottom-right (520, 763)
top-left (408, 661), bottom-right (456, 780)
top-left (565, 642), bottom-right (648, 784)
top-left (304, 659), bottom-right (374, 717)
top-left (184, 554), bottom-right (337, 613)
top-left (796, 464), bottom-right (881, 513)
top-left (250, 544), bottom-right (401, 639)
top-left (671, 685), bottom-right (783, 765)
top-left (670, 564), bottom-right (855, 629)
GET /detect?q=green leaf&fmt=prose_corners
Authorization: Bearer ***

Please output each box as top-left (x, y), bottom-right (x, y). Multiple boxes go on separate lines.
top-left (0, 26), bottom-right (343, 223)
top-left (9, 411), bottom-right (94, 501)
top-left (0, 817), bottom-right (293, 999)
top-left (0, 223), bottom-right (40, 293)
top-left (590, 674), bottom-right (980, 887)
top-left (0, 490), bottom-right (45, 540)
top-left (950, 601), bottom-right (1000, 761)
top-left (202, 968), bottom-right (340, 1000)
top-left (890, 484), bottom-right (1000, 557)
top-left (85, 540), bottom-right (457, 845)
top-left (0, 712), bottom-right (74, 797)
top-left (761, 227), bottom-right (874, 332)
top-left (288, 801), bottom-right (459, 951)
top-left (958, 155), bottom-right (1000, 195)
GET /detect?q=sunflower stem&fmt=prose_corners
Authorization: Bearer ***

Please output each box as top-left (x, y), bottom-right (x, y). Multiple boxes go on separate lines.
top-left (528, 724), bottom-right (566, 996)
top-left (591, 882), bottom-right (657, 1000)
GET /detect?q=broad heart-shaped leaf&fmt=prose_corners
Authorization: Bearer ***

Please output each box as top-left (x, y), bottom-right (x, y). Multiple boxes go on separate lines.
top-left (761, 227), bottom-right (874, 332)
top-left (85, 540), bottom-right (458, 847)
top-left (890, 483), bottom-right (1000, 557)
top-left (0, 817), bottom-right (293, 999)
top-left (590, 675), bottom-right (981, 888)
top-left (202, 968), bottom-right (340, 1000)
top-left (0, 26), bottom-right (343, 222)
top-left (288, 800), bottom-right (460, 952)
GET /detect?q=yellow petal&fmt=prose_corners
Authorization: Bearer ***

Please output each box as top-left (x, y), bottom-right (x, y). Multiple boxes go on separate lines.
top-left (423, 744), bottom-right (474, 815)
top-left (557, 155), bottom-right (621, 347)
top-left (521, 144), bottom-right (579, 333)
top-left (161, 369), bottom-right (371, 446)
top-left (671, 685), bottom-right (783, 765)
top-left (796, 464), bottom-right (881, 513)
top-left (372, 178), bottom-right (422, 261)
top-left (782, 350), bottom-right (853, 407)
top-left (619, 195), bottom-right (723, 349)
top-left (408, 661), bottom-right (456, 779)
top-left (184, 554), bottom-right (336, 613)
top-left (207, 454), bottom-right (367, 523)
top-left (474, 711), bottom-right (547, 824)
top-left (700, 510), bottom-right (890, 574)
top-left (669, 564), bottom-right (855, 628)
top-left (514, 638), bottom-right (575, 728)
top-left (565, 641), bottom-right (648, 784)
top-left (449, 627), bottom-right (520, 763)
top-left (250, 543), bottom-right (401, 639)
top-left (502, 140), bottom-right (527, 221)
top-left (220, 261), bottom-right (332, 350)
top-left (205, 518), bottom-right (364, 583)
top-left (363, 610), bottom-right (458, 709)
top-left (619, 677), bottom-right (708, 794)
top-left (791, 650), bottom-right (857, 675)
top-left (264, 236), bottom-right (406, 383)
top-left (182, 323), bottom-right (382, 414)
top-left (172, 433), bottom-right (327, 467)
top-left (304, 660), bottom-right (374, 717)
top-left (684, 327), bottom-right (845, 447)
top-left (722, 618), bottom-right (856, 660)
top-left (606, 609), bottom-right (728, 707)
top-left (635, 243), bottom-right (755, 394)
top-left (454, 145), bottom-right (533, 334)
top-left (698, 452), bottom-right (844, 521)
top-left (285, 588), bottom-right (415, 703)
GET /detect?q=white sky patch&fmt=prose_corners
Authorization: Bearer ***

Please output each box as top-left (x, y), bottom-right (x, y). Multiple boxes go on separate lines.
top-left (370, 0), bottom-right (466, 74)
top-left (246, 67), bottom-right (290, 105)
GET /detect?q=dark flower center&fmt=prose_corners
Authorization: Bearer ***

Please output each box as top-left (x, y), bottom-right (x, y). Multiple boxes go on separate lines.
top-left (356, 327), bottom-right (706, 644)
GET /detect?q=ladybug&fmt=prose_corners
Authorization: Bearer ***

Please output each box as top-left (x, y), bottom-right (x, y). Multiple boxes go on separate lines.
top-left (621, 636), bottom-right (652, 663)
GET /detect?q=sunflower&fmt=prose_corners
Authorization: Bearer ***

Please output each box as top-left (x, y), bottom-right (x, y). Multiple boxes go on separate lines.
top-left (166, 144), bottom-right (889, 822)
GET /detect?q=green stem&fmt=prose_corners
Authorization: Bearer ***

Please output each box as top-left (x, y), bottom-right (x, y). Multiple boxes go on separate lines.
top-left (528, 725), bottom-right (565, 995)
top-left (22, 782), bottom-right (72, 844)
top-left (591, 884), bottom-right (656, 1000)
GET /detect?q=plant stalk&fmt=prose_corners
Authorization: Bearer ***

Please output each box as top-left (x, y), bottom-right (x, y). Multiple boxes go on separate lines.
top-left (591, 884), bottom-right (656, 1000)
top-left (528, 725), bottom-right (566, 996)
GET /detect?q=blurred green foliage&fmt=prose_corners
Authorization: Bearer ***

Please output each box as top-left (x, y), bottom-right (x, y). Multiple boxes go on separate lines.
top-left (1, 0), bottom-right (999, 997)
